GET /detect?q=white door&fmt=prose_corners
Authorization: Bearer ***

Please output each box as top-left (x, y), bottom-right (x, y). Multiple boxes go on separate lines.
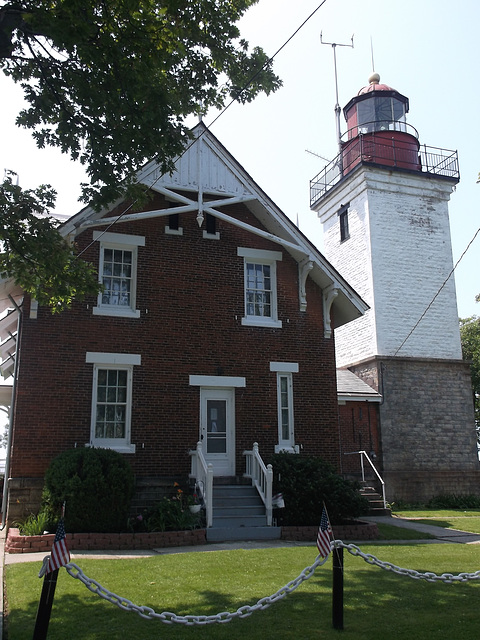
top-left (200, 388), bottom-right (235, 476)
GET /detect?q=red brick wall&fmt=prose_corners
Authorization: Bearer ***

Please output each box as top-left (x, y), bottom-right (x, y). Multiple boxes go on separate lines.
top-left (10, 192), bottom-right (340, 484)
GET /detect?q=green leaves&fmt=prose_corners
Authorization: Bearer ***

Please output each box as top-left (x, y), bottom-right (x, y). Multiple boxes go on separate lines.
top-left (1, 1), bottom-right (281, 209)
top-left (459, 315), bottom-right (480, 435)
top-left (0, 174), bottom-right (101, 311)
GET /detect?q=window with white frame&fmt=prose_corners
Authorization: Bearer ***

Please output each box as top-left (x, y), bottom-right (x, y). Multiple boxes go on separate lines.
top-left (237, 248), bottom-right (282, 328)
top-left (270, 362), bottom-right (298, 453)
top-left (92, 231), bottom-right (145, 318)
top-left (86, 352), bottom-right (140, 453)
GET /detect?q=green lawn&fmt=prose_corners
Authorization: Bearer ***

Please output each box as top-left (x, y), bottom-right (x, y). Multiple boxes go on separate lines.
top-left (5, 544), bottom-right (480, 639)
top-left (394, 510), bottom-right (480, 534)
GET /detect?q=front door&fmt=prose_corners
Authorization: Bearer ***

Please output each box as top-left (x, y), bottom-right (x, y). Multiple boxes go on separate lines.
top-left (200, 388), bottom-right (235, 476)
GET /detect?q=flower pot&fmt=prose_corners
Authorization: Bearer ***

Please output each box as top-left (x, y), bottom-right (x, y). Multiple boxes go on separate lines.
top-left (189, 504), bottom-right (201, 514)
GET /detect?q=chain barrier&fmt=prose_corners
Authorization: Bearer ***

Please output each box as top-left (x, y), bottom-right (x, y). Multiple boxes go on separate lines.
top-left (58, 539), bottom-right (480, 625)
top-left (64, 554), bottom-right (329, 625)
top-left (333, 540), bottom-right (480, 584)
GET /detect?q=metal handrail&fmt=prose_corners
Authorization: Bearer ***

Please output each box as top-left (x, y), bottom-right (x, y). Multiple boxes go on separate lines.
top-left (243, 442), bottom-right (273, 526)
top-left (344, 450), bottom-right (387, 509)
top-left (189, 441), bottom-right (213, 527)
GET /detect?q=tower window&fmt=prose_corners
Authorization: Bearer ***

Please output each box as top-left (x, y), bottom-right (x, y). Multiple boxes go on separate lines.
top-left (338, 204), bottom-right (350, 242)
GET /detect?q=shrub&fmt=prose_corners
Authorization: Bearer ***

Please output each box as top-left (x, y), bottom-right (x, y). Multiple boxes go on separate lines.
top-left (269, 453), bottom-right (368, 525)
top-left (427, 494), bottom-right (480, 510)
top-left (42, 447), bottom-right (134, 533)
top-left (14, 511), bottom-right (50, 536)
top-left (128, 484), bottom-right (202, 532)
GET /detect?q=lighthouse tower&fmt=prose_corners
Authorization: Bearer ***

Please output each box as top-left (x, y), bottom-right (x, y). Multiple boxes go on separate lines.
top-left (311, 73), bottom-right (478, 501)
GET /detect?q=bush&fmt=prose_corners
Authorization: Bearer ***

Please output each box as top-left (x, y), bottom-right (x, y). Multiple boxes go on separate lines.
top-left (128, 484), bottom-right (202, 532)
top-left (14, 511), bottom-right (50, 536)
top-left (269, 453), bottom-right (368, 525)
top-left (42, 447), bottom-right (134, 533)
top-left (427, 494), bottom-right (480, 510)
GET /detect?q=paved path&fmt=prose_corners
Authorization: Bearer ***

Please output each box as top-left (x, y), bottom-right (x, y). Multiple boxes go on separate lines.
top-left (363, 515), bottom-right (480, 544)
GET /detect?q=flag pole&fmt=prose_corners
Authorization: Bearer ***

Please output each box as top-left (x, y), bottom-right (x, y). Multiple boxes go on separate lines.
top-left (33, 503), bottom-right (69, 640)
top-left (32, 568), bottom-right (59, 640)
top-left (321, 501), bottom-right (344, 630)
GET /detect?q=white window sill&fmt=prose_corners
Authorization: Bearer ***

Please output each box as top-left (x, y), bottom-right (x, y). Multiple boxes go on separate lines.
top-left (93, 307), bottom-right (140, 319)
top-left (275, 445), bottom-right (299, 454)
top-left (87, 442), bottom-right (136, 454)
top-left (241, 317), bottom-right (282, 329)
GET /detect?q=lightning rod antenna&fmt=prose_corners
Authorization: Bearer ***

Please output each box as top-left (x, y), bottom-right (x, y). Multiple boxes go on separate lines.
top-left (320, 32), bottom-right (354, 154)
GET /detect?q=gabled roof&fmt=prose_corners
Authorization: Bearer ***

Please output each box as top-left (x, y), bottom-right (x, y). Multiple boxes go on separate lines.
top-left (63, 123), bottom-right (368, 332)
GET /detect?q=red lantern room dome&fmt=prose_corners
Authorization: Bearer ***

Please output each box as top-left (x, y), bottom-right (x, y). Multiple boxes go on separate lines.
top-left (341, 73), bottom-right (420, 174)
top-left (357, 72), bottom-right (395, 95)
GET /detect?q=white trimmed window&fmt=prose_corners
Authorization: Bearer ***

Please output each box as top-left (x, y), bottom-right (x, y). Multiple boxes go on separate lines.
top-left (86, 352), bottom-right (140, 453)
top-left (93, 231), bottom-right (145, 318)
top-left (238, 248), bottom-right (282, 328)
top-left (270, 362), bottom-right (299, 453)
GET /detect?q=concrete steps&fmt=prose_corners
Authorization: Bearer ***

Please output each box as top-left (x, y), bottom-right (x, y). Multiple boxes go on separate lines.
top-left (206, 484), bottom-right (281, 542)
top-left (360, 485), bottom-right (391, 516)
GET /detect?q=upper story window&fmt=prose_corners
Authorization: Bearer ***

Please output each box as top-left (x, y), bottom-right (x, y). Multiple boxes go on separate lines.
top-left (237, 248), bottom-right (282, 328)
top-left (86, 352), bottom-right (140, 453)
top-left (92, 231), bottom-right (145, 318)
top-left (339, 204), bottom-right (350, 242)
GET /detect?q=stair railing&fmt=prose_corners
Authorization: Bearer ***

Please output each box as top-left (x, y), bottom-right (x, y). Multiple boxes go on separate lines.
top-left (189, 441), bottom-right (213, 527)
top-left (344, 450), bottom-right (387, 509)
top-left (243, 442), bottom-right (273, 526)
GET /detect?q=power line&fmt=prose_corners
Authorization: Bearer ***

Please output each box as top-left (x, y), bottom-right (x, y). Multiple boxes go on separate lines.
top-left (393, 226), bottom-right (480, 356)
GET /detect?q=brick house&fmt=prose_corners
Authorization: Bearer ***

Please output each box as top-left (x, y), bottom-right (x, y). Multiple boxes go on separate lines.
top-left (0, 124), bottom-right (367, 527)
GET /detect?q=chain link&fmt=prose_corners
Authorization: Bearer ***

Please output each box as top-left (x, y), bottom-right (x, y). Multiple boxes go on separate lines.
top-left (333, 540), bottom-right (480, 584)
top-left (65, 555), bottom-right (328, 625)
top-left (62, 539), bottom-right (480, 625)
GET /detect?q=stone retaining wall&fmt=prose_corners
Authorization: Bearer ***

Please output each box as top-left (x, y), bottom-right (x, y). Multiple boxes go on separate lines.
top-left (6, 521), bottom-right (379, 554)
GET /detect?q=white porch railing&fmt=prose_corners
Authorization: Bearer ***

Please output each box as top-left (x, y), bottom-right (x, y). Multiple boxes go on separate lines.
top-left (344, 450), bottom-right (387, 509)
top-left (243, 442), bottom-right (273, 526)
top-left (189, 441), bottom-right (213, 528)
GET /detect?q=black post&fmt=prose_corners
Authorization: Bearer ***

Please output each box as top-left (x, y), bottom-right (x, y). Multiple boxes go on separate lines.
top-left (32, 569), bottom-right (59, 640)
top-left (332, 546), bottom-right (344, 630)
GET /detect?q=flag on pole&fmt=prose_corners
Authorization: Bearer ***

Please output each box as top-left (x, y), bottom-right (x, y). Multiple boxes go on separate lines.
top-left (316, 506), bottom-right (332, 558)
top-left (46, 518), bottom-right (70, 573)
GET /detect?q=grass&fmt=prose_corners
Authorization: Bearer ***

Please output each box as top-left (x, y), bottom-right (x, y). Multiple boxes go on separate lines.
top-left (5, 544), bottom-right (480, 640)
top-left (394, 510), bottom-right (480, 534)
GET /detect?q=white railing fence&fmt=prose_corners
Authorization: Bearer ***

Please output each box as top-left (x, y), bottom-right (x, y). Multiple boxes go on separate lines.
top-left (189, 441), bottom-right (213, 527)
top-left (243, 442), bottom-right (273, 526)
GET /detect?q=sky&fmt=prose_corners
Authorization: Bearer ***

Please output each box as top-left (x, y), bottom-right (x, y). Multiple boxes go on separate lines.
top-left (0, 0), bottom-right (479, 319)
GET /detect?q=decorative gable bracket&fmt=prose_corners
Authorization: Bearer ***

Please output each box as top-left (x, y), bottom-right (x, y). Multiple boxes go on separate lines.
top-left (298, 258), bottom-right (314, 312)
top-left (323, 284), bottom-right (339, 339)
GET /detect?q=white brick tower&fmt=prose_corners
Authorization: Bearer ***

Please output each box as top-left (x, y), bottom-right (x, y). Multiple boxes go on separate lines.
top-left (311, 74), bottom-right (479, 501)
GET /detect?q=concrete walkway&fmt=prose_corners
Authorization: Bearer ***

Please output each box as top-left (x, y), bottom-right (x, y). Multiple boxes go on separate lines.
top-left (363, 515), bottom-right (480, 544)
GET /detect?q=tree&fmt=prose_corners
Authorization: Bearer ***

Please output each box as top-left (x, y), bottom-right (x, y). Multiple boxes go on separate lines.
top-left (459, 315), bottom-right (480, 444)
top-left (0, 1), bottom-right (281, 208)
top-left (0, 1), bottom-right (280, 310)
top-left (0, 173), bottom-right (100, 310)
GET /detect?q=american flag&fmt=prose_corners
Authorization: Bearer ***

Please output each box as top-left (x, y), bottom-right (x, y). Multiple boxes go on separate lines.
top-left (47, 518), bottom-right (70, 573)
top-left (316, 506), bottom-right (332, 558)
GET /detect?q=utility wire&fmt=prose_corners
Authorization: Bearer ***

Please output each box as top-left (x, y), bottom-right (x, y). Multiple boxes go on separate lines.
top-left (77, 0), bottom-right (329, 257)
top-left (393, 226), bottom-right (480, 356)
